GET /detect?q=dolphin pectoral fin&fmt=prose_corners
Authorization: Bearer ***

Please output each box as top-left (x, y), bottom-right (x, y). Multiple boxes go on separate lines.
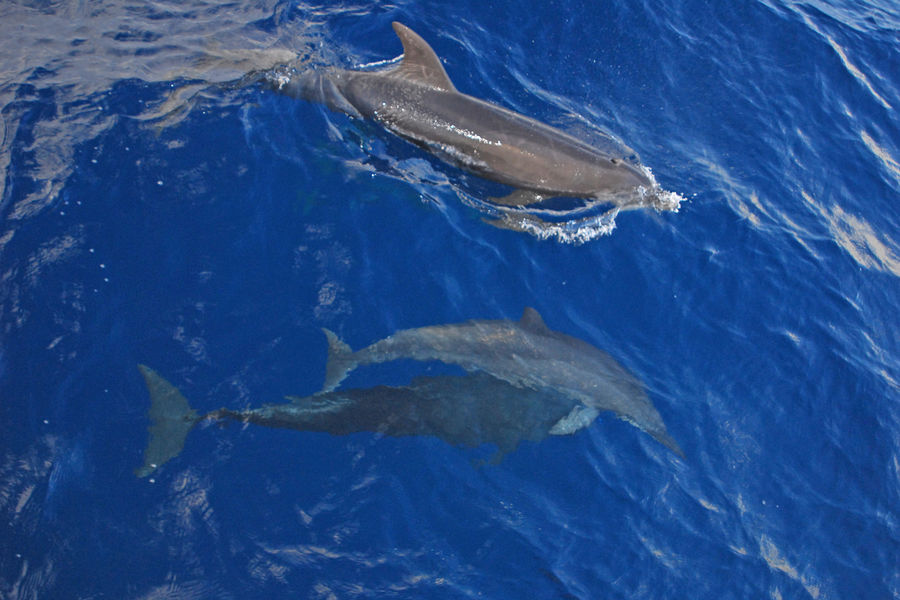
top-left (651, 429), bottom-right (685, 459)
top-left (549, 405), bottom-right (600, 435)
top-left (489, 189), bottom-right (544, 206)
top-left (321, 328), bottom-right (357, 393)
top-left (136, 365), bottom-right (201, 478)
top-left (472, 448), bottom-right (507, 468)
top-left (471, 442), bottom-right (518, 468)
top-left (390, 22), bottom-right (457, 92)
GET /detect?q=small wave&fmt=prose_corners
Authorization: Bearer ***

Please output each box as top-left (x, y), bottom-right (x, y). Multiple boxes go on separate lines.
top-left (0, 1), bottom-right (310, 222)
top-left (795, 10), bottom-right (892, 110)
top-left (799, 190), bottom-right (900, 277)
top-left (464, 170), bottom-right (685, 244)
top-left (860, 130), bottom-right (900, 185)
top-left (489, 208), bottom-right (622, 243)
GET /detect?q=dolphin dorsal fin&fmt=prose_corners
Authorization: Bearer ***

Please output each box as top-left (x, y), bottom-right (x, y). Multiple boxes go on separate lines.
top-left (390, 22), bottom-right (457, 92)
top-left (519, 307), bottom-right (550, 333)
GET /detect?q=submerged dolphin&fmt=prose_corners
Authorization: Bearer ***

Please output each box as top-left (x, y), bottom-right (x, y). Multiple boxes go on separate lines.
top-left (274, 22), bottom-right (672, 210)
top-left (322, 307), bottom-right (683, 457)
top-left (135, 365), bottom-right (585, 477)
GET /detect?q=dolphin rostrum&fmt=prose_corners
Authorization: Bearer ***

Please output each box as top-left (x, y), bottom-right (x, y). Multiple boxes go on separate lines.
top-left (322, 307), bottom-right (683, 457)
top-left (273, 22), bottom-right (677, 211)
top-left (135, 365), bottom-right (586, 477)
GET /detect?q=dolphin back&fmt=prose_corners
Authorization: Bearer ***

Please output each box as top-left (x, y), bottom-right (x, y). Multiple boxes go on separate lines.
top-left (273, 21), bottom-right (456, 121)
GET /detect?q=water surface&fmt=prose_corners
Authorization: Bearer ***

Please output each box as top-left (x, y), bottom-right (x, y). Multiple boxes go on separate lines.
top-left (0, 0), bottom-right (897, 598)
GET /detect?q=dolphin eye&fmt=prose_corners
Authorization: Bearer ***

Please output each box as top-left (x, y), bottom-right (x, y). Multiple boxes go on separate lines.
top-left (610, 158), bottom-right (621, 165)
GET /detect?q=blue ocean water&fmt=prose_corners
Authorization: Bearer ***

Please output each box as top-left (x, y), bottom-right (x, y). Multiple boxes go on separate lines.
top-left (1, 0), bottom-right (898, 597)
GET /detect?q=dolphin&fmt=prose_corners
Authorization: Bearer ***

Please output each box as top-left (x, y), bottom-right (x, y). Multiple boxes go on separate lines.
top-left (321, 307), bottom-right (683, 457)
top-left (135, 365), bottom-right (585, 477)
top-left (273, 22), bottom-right (672, 210)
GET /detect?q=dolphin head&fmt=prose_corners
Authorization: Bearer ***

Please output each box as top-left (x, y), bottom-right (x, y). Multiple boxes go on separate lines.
top-left (603, 157), bottom-right (654, 194)
top-left (599, 159), bottom-right (684, 213)
top-left (561, 152), bottom-right (658, 208)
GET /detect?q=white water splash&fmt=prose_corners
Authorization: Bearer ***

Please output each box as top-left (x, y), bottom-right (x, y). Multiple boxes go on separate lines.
top-left (482, 168), bottom-right (685, 244)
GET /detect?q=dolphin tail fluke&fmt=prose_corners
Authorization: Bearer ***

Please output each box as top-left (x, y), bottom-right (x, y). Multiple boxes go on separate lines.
top-left (321, 328), bottom-right (357, 393)
top-left (135, 365), bottom-right (201, 478)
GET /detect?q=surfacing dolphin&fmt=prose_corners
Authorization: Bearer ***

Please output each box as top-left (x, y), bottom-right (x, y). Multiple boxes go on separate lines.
top-left (135, 365), bottom-right (584, 477)
top-left (273, 22), bottom-right (679, 213)
top-left (321, 308), bottom-right (684, 457)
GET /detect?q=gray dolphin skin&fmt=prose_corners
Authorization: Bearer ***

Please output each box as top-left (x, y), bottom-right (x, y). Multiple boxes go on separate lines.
top-left (322, 307), bottom-right (683, 457)
top-left (275, 22), bottom-right (665, 209)
top-left (135, 365), bottom-right (584, 477)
